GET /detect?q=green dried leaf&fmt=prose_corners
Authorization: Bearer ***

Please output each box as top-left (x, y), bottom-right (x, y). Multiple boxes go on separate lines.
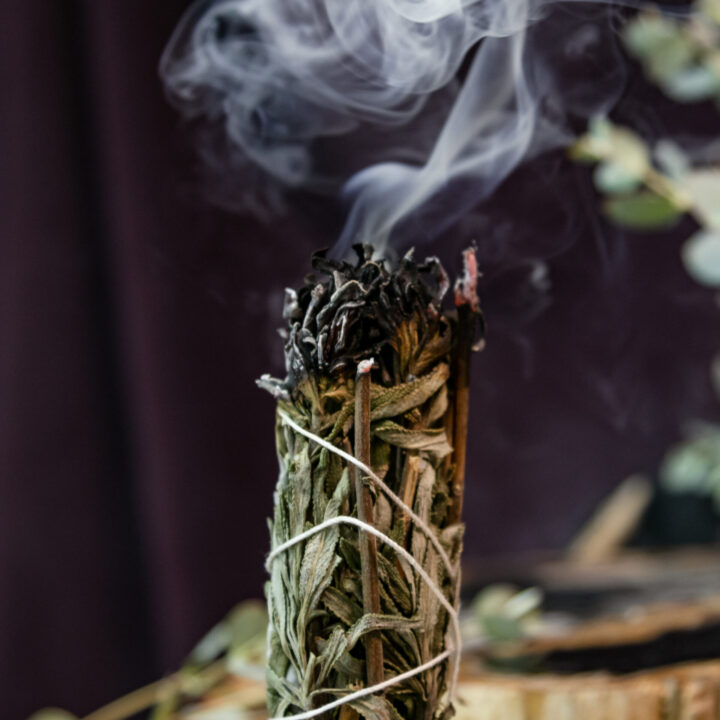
top-left (322, 586), bottom-right (363, 626)
top-left (316, 626), bottom-right (349, 685)
top-left (604, 191), bottom-right (684, 229)
top-left (349, 694), bottom-right (406, 720)
top-left (347, 613), bottom-right (424, 649)
top-left (299, 522), bottom-right (340, 614)
top-left (374, 421), bottom-right (453, 458)
top-left (370, 363), bottom-right (450, 421)
top-left (376, 551), bottom-right (414, 615)
top-left (426, 385), bottom-right (449, 424)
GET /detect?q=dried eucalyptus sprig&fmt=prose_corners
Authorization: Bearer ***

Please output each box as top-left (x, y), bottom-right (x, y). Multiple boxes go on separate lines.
top-left (623, 1), bottom-right (720, 106)
top-left (570, 117), bottom-right (720, 288)
top-left (662, 421), bottom-right (720, 509)
top-left (259, 246), bottom-right (482, 720)
top-left (27, 603), bottom-right (270, 720)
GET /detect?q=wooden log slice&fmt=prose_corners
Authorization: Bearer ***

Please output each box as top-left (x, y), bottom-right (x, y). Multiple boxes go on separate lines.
top-left (177, 661), bottom-right (720, 720)
top-left (176, 551), bottom-right (720, 719)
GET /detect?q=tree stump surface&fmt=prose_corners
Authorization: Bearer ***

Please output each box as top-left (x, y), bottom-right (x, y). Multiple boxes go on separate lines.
top-left (178, 661), bottom-right (720, 719)
top-left (178, 551), bottom-right (720, 719)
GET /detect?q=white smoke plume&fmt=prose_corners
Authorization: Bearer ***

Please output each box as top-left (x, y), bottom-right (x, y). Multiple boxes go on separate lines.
top-left (160, 0), bottom-right (630, 252)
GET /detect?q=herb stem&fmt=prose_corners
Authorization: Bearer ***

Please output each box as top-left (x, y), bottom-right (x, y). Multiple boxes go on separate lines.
top-left (449, 248), bottom-right (480, 526)
top-left (82, 659), bottom-right (227, 720)
top-left (354, 360), bottom-right (384, 688)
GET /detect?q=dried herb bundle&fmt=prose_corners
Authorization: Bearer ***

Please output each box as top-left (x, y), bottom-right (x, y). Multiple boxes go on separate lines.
top-left (259, 246), bottom-right (481, 720)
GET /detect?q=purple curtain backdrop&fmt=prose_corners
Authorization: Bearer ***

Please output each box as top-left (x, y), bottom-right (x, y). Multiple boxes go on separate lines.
top-left (1, 2), bottom-right (718, 718)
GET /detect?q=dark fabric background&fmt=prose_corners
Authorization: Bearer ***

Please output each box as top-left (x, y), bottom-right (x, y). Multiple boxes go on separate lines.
top-left (1, 2), bottom-right (718, 718)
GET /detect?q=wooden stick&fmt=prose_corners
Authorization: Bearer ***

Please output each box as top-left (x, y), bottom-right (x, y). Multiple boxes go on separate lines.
top-left (448, 248), bottom-right (480, 525)
top-left (568, 474), bottom-right (653, 564)
top-left (354, 359), bottom-right (384, 688)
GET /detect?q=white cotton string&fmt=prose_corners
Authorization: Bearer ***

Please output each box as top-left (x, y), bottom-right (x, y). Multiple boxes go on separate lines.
top-left (270, 646), bottom-right (451, 720)
top-left (268, 411), bottom-right (463, 719)
top-left (266, 516), bottom-right (461, 720)
top-left (277, 410), bottom-right (455, 577)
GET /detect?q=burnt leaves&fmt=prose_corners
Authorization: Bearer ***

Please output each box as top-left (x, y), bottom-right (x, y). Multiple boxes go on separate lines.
top-left (279, 245), bottom-right (450, 391)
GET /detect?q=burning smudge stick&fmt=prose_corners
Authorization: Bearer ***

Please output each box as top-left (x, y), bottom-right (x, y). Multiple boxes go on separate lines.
top-left (259, 246), bottom-right (482, 720)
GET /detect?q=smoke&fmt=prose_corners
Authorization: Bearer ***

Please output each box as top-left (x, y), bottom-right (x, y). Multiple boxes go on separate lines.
top-left (160, 0), bottom-right (629, 252)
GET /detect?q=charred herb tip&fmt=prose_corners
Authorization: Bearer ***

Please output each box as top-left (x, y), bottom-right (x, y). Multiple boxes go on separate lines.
top-left (278, 244), bottom-right (451, 391)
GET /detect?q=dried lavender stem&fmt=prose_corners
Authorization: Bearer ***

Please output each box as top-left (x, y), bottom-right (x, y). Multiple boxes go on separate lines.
top-left (354, 360), bottom-right (384, 688)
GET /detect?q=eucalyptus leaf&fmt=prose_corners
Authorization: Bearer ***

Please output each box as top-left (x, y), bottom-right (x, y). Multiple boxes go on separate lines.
top-left (710, 466), bottom-right (720, 511)
top-left (27, 711), bottom-right (78, 720)
top-left (682, 229), bottom-right (720, 286)
top-left (683, 169), bottom-right (720, 230)
top-left (623, 12), bottom-right (694, 83)
top-left (710, 51), bottom-right (720, 82)
top-left (647, 34), bottom-right (695, 83)
top-left (503, 586), bottom-right (544, 621)
top-left (472, 583), bottom-right (543, 647)
top-left (624, 4), bottom-right (720, 108)
top-left (604, 191), bottom-right (684, 229)
top-left (593, 161), bottom-right (642, 194)
top-left (569, 116), bottom-right (613, 163)
top-left (712, 354), bottom-right (720, 400)
top-left (568, 136), bottom-right (602, 163)
top-left (186, 619), bottom-right (232, 667)
top-left (623, 13), bottom-right (679, 57)
top-left (661, 425), bottom-right (720, 503)
top-left (700, 0), bottom-right (720, 25)
top-left (665, 65), bottom-right (720, 102)
top-left (655, 140), bottom-right (690, 180)
top-left (662, 446), bottom-right (711, 492)
top-left (481, 615), bottom-right (525, 643)
top-left (605, 127), bottom-right (651, 180)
